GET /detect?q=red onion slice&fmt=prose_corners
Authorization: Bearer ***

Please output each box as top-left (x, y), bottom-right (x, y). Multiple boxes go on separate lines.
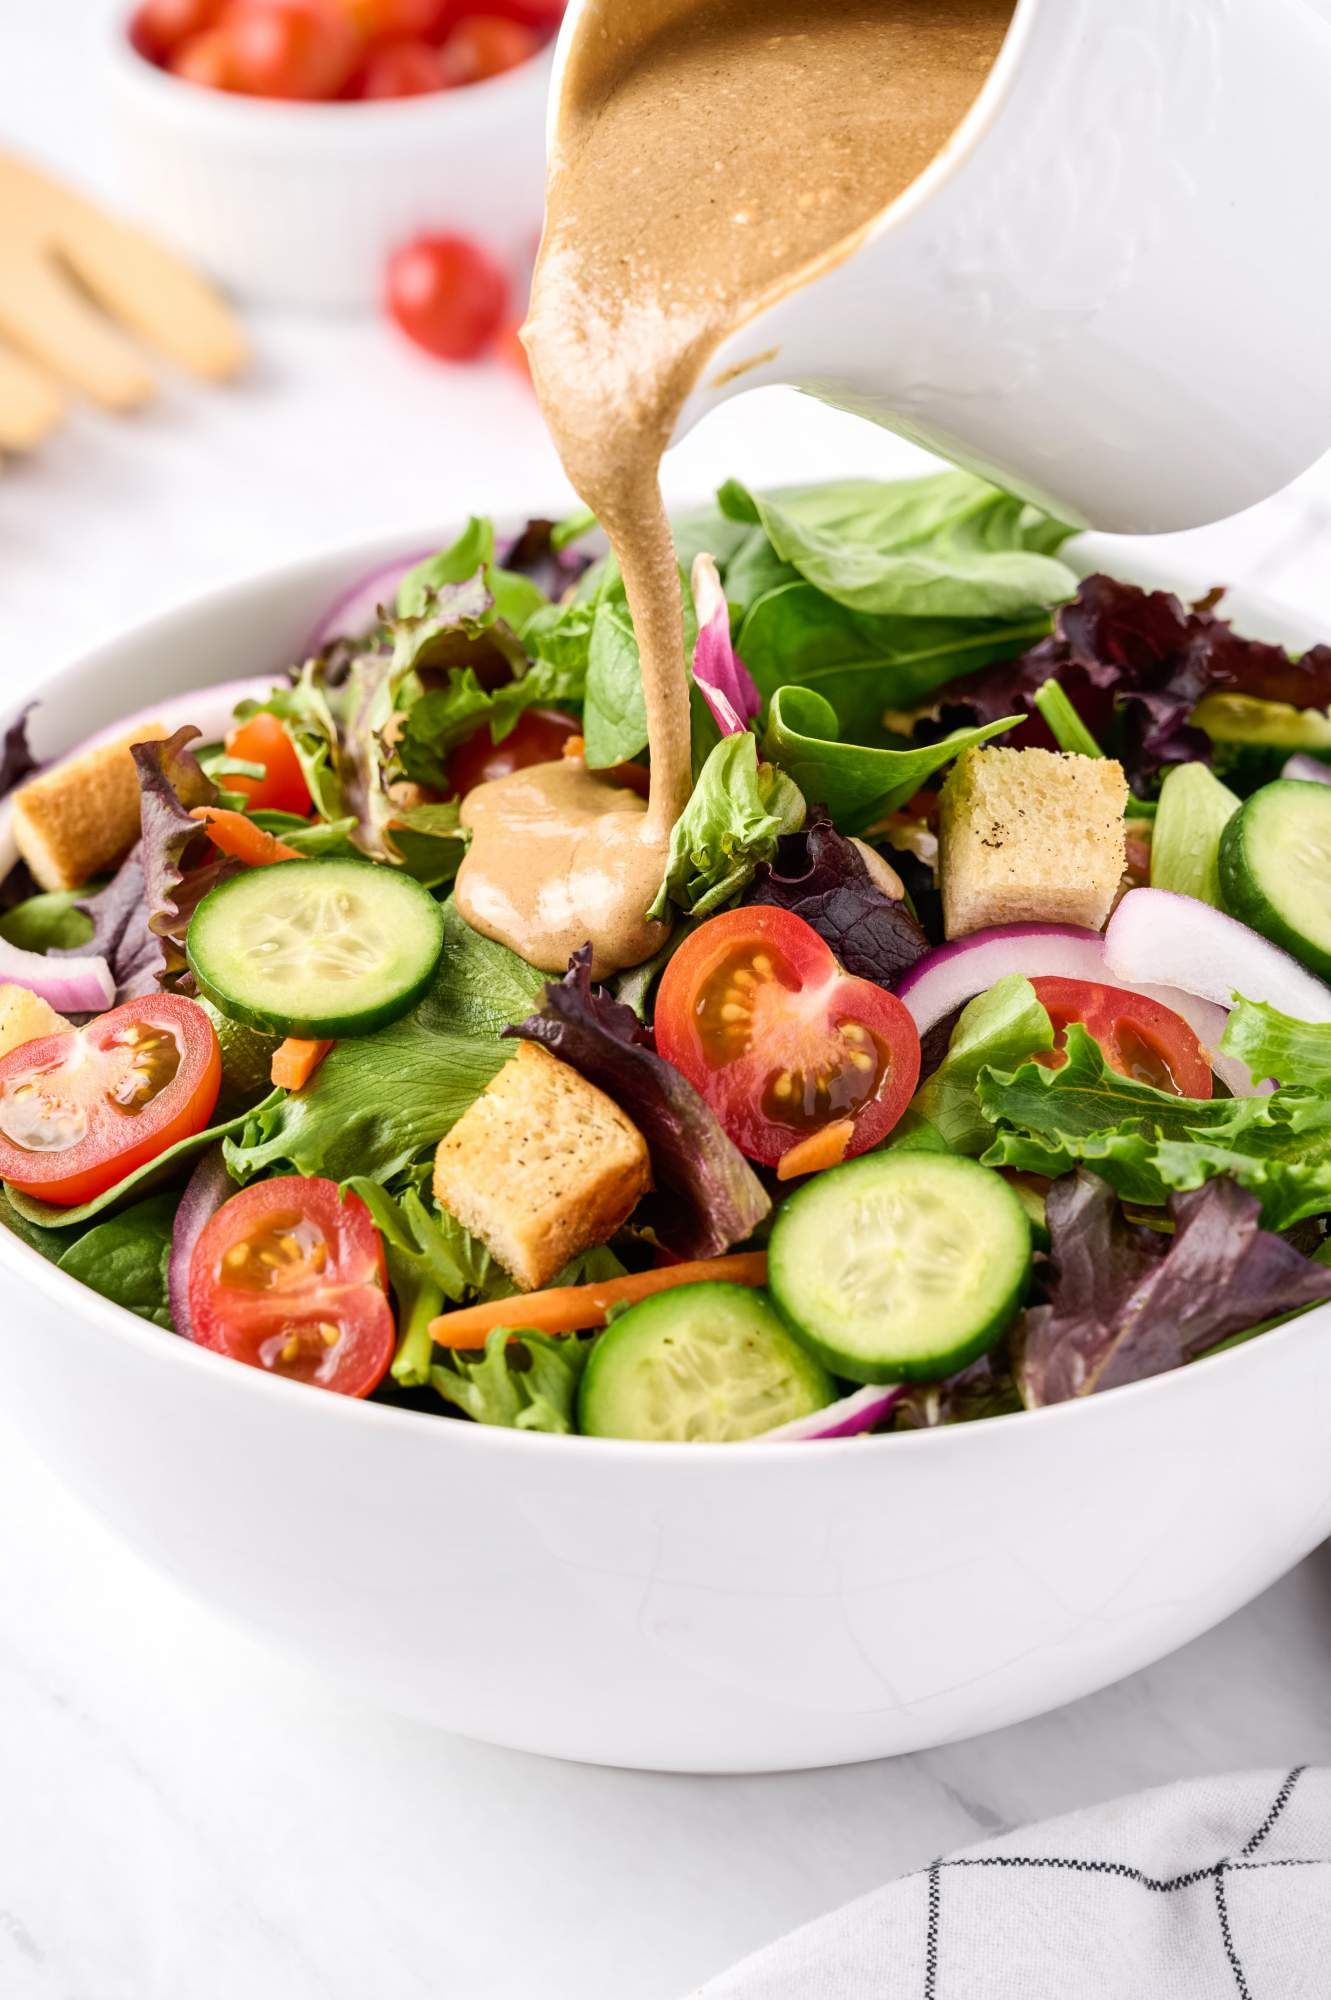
top-left (1282, 754), bottom-right (1331, 786)
top-left (167, 1146), bottom-right (234, 1339)
top-left (0, 936), bottom-right (112, 1014)
top-left (893, 918), bottom-right (1262, 1095)
top-left (758, 1384), bottom-right (904, 1442)
top-left (1105, 888), bottom-right (1331, 1025)
top-left (305, 551), bottom-right (433, 654)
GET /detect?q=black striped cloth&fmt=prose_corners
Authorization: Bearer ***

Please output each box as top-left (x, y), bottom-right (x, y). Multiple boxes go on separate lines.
top-left (694, 1768), bottom-right (1331, 1998)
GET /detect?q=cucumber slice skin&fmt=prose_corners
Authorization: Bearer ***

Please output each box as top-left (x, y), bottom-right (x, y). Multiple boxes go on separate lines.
top-left (187, 858), bottom-right (445, 1038)
top-left (1219, 781), bottom-right (1331, 980)
top-left (578, 1282), bottom-right (835, 1443)
top-left (767, 1154), bottom-right (1031, 1385)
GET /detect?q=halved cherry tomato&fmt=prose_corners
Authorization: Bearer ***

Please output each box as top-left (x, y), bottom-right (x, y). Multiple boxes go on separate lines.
top-left (0, 995), bottom-right (221, 1207)
top-left (187, 1177), bottom-right (394, 1397)
top-left (385, 233), bottom-right (507, 361)
top-left (654, 907), bottom-right (921, 1167)
top-left (224, 710), bottom-right (312, 816)
top-left (224, 0), bottom-right (363, 99)
top-left (437, 13), bottom-right (540, 84)
top-left (1029, 977), bottom-right (1213, 1099)
top-left (445, 706), bottom-right (580, 795)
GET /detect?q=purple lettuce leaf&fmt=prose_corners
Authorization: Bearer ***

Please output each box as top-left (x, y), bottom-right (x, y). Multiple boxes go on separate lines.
top-left (934, 574), bottom-right (1331, 795)
top-left (743, 811), bottom-right (929, 988)
top-left (498, 519), bottom-right (594, 600)
top-left (1018, 1170), bottom-right (1331, 1407)
top-left (133, 728), bottom-right (236, 986)
top-left (690, 552), bottom-right (761, 737)
top-left (891, 1352), bottom-right (1022, 1429)
top-left (0, 705), bottom-right (38, 802)
top-left (506, 948), bottom-right (770, 1259)
top-left (55, 849), bottom-right (163, 1000)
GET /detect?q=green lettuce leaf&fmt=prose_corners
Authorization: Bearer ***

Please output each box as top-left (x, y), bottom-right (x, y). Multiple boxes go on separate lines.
top-left (344, 1176), bottom-right (497, 1387)
top-left (979, 1024), bottom-right (1331, 1228)
top-left (762, 684), bottom-right (1020, 832)
top-left (1220, 996), bottom-right (1331, 1091)
top-left (648, 732), bottom-right (804, 920)
top-left (430, 1325), bottom-right (593, 1435)
top-left (911, 975), bottom-right (1053, 1155)
top-left (717, 472), bottom-right (1078, 620)
top-left (1149, 762), bottom-right (1240, 908)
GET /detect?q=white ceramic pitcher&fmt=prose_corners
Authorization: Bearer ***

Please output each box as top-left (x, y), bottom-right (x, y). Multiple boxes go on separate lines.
top-left (546, 0), bottom-right (1331, 534)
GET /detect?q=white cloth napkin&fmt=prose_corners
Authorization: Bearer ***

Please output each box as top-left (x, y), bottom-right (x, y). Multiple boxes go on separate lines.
top-left (694, 1767), bottom-right (1331, 1998)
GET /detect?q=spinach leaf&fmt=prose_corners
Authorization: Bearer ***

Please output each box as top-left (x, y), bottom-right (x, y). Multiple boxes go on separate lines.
top-left (224, 903), bottom-right (543, 1188)
top-left (56, 1195), bottom-right (177, 1330)
top-left (718, 473), bottom-right (1078, 620)
top-left (648, 732), bottom-right (804, 920)
top-left (733, 582), bottom-right (1052, 740)
top-left (579, 558), bottom-right (698, 768)
top-left (0, 889), bottom-right (93, 953)
top-left (762, 685), bottom-right (1019, 833)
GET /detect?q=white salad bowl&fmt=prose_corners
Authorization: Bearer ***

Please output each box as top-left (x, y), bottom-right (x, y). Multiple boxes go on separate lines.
top-left (3, 528), bottom-right (1330, 1775)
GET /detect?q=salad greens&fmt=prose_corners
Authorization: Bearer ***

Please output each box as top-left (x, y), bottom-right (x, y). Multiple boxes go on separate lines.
top-left (6, 474), bottom-right (1331, 1442)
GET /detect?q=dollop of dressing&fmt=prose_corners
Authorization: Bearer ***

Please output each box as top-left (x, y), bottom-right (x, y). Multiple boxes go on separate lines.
top-left (455, 759), bottom-right (671, 976)
top-left (456, 0), bottom-right (1014, 973)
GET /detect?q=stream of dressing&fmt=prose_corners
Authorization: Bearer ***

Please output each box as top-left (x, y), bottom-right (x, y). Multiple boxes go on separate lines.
top-left (455, 0), bottom-right (1015, 975)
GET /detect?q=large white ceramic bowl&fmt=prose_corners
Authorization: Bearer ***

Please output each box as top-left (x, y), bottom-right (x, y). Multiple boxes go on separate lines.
top-left (4, 528), bottom-right (1331, 1773)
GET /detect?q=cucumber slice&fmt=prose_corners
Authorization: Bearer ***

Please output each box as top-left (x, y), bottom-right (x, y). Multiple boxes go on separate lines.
top-left (187, 858), bottom-right (445, 1037)
top-left (578, 1282), bottom-right (835, 1443)
top-left (1219, 780), bottom-right (1331, 979)
top-left (767, 1153), bottom-right (1030, 1383)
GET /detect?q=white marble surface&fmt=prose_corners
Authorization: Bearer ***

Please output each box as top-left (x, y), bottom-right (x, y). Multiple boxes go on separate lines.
top-left (5, 6), bottom-right (1331, 1997)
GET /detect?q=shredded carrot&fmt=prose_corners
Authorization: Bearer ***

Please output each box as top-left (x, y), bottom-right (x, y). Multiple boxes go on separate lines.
top-left (429, 1251), bottom-right (769, 1349)
top-left (189, 807), bottom-right (303, 866)
top-left (776, 1119), bottom-right (854, 1182)
top-left (561, 734), bottom-right (586, 760)
top-left (270, 1037), bottom-right (333, 1091)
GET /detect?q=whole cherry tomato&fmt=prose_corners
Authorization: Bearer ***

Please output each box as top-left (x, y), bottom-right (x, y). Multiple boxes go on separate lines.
top-left (437, 13), bottom-right (539, 84)
top-left (188, 1177), bottom-right (394, 1397)
top-left (655, 907), bottom-right (921, 1168)
top-left (225, 0), bottom-right (363, 99)
top-left (343, 0), bottom-right (445, 35)
top-left (0, 995), bottom-right (221, 1208)
top-left (356, 37), bottom-right (446, 93)
top-left (385, 233), bottom-right (507, 360)
top-left (1029, 977), bottom-right (1213, 1098)
top-left (130, 0), bottom-right (223, 61)
top-left (224, 711), bottom-right (312, 816)
top-left (169, 25), bottom-right (239, 83)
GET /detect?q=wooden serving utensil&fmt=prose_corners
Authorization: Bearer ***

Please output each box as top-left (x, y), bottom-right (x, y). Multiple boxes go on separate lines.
top-left (0, 152), bottom-right (247, 451)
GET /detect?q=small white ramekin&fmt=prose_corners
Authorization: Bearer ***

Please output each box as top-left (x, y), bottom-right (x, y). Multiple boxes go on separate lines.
top-left (104, 7), bottom-right (553, 311)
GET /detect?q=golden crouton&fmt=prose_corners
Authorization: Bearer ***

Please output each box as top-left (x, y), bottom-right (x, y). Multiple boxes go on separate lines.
top-left (11, 724), bottom-right (166, 892)
top-left (433, 1042), bottom-right (650, 1291)
top-left (0, 984), bottom-right (69, 1059)
top-left (939, 747), bottom-right (1127, 938)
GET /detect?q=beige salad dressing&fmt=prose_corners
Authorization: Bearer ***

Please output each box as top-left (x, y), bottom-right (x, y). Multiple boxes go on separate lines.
top-left (454, 0), bottom-right (1015, 974)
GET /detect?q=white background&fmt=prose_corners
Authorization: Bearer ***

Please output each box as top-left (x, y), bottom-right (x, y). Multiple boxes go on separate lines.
top-left (4, 6), bottom-right (1331, 1997)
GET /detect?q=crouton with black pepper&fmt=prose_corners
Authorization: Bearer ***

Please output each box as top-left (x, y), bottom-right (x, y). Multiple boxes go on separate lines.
top-left (939, 746), bottom-right (1127, 938)
top-left (11, 725), bottom-right (167, 892)
top-left (433, 1042), bottom-right (651, 1291)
